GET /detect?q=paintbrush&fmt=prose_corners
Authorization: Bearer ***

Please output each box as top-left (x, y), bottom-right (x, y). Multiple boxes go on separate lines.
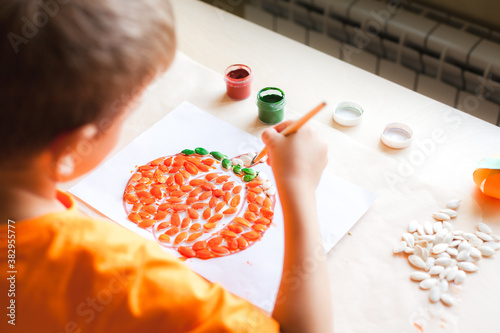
top-left (251, 101), bottom-right (327, 165)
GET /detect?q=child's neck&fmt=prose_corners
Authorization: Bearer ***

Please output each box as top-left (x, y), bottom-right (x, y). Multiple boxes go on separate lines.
top-left (0, 158), bottom-right (67, 223)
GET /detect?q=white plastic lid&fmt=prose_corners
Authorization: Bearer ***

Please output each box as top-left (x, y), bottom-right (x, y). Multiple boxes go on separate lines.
top-left (332, 101), bottom-right (364, 126)
top-left (381, 122), bottom-right (413, 149)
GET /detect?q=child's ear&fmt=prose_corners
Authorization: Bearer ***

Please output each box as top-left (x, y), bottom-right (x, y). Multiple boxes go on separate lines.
top-left (50, 123), bottom-right (99, 181)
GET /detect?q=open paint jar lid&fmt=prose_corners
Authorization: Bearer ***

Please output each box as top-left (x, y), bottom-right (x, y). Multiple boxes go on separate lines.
top-left (332, 101), bottom-right (364, 126)
top-left (381, 122), bottom-right (413, 149)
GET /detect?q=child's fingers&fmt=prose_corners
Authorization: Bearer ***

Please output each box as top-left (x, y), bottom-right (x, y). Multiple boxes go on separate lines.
top-left (273, 120), bottom-right (294, 134)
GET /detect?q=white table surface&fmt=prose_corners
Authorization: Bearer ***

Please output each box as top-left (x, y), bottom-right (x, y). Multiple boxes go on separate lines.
top-left (64, 0), bottom-right (500, 331)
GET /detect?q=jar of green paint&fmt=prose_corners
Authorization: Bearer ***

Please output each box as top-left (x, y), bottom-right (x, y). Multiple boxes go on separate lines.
top-left (256, 87), bottom-right (286, 125)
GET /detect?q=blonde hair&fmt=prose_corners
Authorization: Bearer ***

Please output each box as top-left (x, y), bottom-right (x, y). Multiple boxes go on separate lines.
top-left (0, 0), bottom-right (176, 163)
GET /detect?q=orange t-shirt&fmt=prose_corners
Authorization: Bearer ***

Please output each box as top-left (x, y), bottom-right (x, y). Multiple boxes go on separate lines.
top-left (0, 191), bottom-right (278, 333)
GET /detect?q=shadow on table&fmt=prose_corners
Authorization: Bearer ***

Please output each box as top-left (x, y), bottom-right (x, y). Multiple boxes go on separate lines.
top-left (472, 188), bottom-right (500, 227)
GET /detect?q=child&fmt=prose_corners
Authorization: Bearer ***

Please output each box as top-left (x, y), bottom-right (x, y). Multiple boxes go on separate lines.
top-left (0, 0), bottom-right (332, 332)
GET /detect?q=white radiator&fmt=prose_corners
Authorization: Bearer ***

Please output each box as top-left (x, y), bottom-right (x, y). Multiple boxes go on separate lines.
top-left (240, 0), bottom-right (500, 125)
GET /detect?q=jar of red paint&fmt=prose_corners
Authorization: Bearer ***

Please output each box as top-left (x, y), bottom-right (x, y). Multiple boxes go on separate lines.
top-left (224, 64), bottom-right (252, 100)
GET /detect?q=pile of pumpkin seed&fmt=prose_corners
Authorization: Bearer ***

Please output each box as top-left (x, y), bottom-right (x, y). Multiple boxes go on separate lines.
top-left (394, 199), bottom-right (500, 306)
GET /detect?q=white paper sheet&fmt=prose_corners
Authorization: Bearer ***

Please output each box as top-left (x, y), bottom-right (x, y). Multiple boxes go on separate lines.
top-left (69, 101), bottom-right (377, 312)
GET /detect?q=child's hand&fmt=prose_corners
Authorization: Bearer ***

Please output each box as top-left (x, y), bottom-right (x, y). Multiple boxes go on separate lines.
top-left (261, 121), bottom-right (327, 192)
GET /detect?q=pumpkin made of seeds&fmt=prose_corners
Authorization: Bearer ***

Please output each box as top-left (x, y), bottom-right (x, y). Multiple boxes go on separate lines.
top-left (123, 148), bottom-right (276, 259)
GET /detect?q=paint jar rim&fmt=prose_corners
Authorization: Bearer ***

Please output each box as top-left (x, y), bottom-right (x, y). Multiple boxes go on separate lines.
top-left (380, 122), bottom-right (413, 149)
top-left (256, 87), bottom-right (286, 112)
top-left (225, 64), bottom-right (252, 87)
top-left (333, 101), bottom-right (364, 126)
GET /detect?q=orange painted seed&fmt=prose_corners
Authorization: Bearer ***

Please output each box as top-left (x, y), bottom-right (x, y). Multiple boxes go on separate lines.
top-left (174, 232), bottom-right (188, 245)
top-left (131, 173), bottom-right (142, 182)
top-left (180, 185), bottom-right (194, 192)
top-left (178, 246), bottom-right (196, 258)
top-left (139, 212), bottom-right (152, 219)
top-left (244, 211), bottom-right (257, 222)
top-left (184, 161), bottom-right (199, 175)
top-left (242, 230), bottom-right (260, 241)
top-left (237, 237), bottom-right (249, 249)
top-left (211, 246), bottom-right (230, 256)
top-left (215, 175), bottom-right (230, 184)
top-left (255, 196), bottom-right (265, 206)
top-left (246, 180), bottom-right (262, 188)
top-left (140, 197), bottom-right (155, 205)
top-left (188, 187), bottom-right (203, 197)
top-left (222, 181), bottom-right (235, 191)
top-left (207, 236), bottom-right (223, 248)
top-left (171, 190), bottom-right (186, 198)
top-left (189, 179), bottom-right (205, 186)
top-left (263, 198), bottom-right (272, 208)
top-left (197, 164), bottom-right (210, 172)
top-left (158, 234), bottom-right (171, 242)
top-left (201, 183), bottom-right (216, 191)
top-left (255, 217), bottom-right (271, 225)
top-left (167, 184), bottom-right (179, 192)
top-left (128, 213), bottom-right (142, 223)
top-left (168, 167), bottom-right (180, 174)
top-left (203, 222), bottom-right (217, 230)
top-left (158, 203), bottom-right (171, 211)
top-left (131, 203), bottom-right (143, 212)
top-left (260, 207), bottom-right (274, 218)
top-left (208, 214), bottom-right (223, 223)
top-left (205, 173), bottom-right (218, 181)
top-left (209, 196), bottom-right (218, 208)
top-left (234, 217), bottom-right (251, 228)
top-left (180, 170), bottom-right (191, 179)
top-left (171, 213), bottom-right (181, 226)
top-left (166, 226), bottom-right (179, 236)
top-left (134, 183), bottom-right (147, 191)
top-left (230, 194), bottom-right (241, 207)
top-left (202, 207), bottom-right (212, 220)
top-left (163, 157), bottom-right (173, 167)
top-left (154, 211), bottom-right (168, 221)
top-left (174, 173), bottom-right (184, 185)
top-left (215, 202), bottom-right (225, 213)
top-left (248, 187), bottom-right (263, 194)
top-left (252, 224), bottom-right (267, 233)
top-left (139, 219), bottom-right (155, 229)
top-left (196, 249), bottom-right (214, 260)
top-left (212, 189), bottom-right (224, 197)
top-left (189, 223), bottom-right (202, 232)
top-left (227, 238), bottom-right (239, 250)
top-left (192, 240), bottom-right (206, 251)
top-left (221, 230), bottom-right (238, 238)
top-left (187, 208), bottom-right (199, 220)
top-left (187, 232), bottom-right (203, 242)
top-left (248, 203), bottom-right (259, 213)
top-left (181, 217), bottom-right (191, 229)
top-left (172, 204), bottom-right (189, 212)
top-left (223, 191), bottom-right (232, 204)
top-left (124, 193), bottom-right (139, 204)
top-left (137, 191), bottom-right (152, 198)
top-left (142, 205), bottom-right (156, 214)
top-left (247, 192), bottom-right (256, 203)
top-left (228, 224), bottom-right (243, 234)
top-left (157, 221), bottom-right (171, 230)
top-left (222, 207), bottom-right (237, 215)
top-left (199, 191), bottom-right (212, 201)
top-left (166, 197), bottom-right (183, 203)
top-left (191, 202), bottom-right (208, 210)
top-left (186, 197), bottom-right (199, 205)
top-left (202, 158), bottom-right (215, 166)
top-left (233, 185), bottom-right (243, 194)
